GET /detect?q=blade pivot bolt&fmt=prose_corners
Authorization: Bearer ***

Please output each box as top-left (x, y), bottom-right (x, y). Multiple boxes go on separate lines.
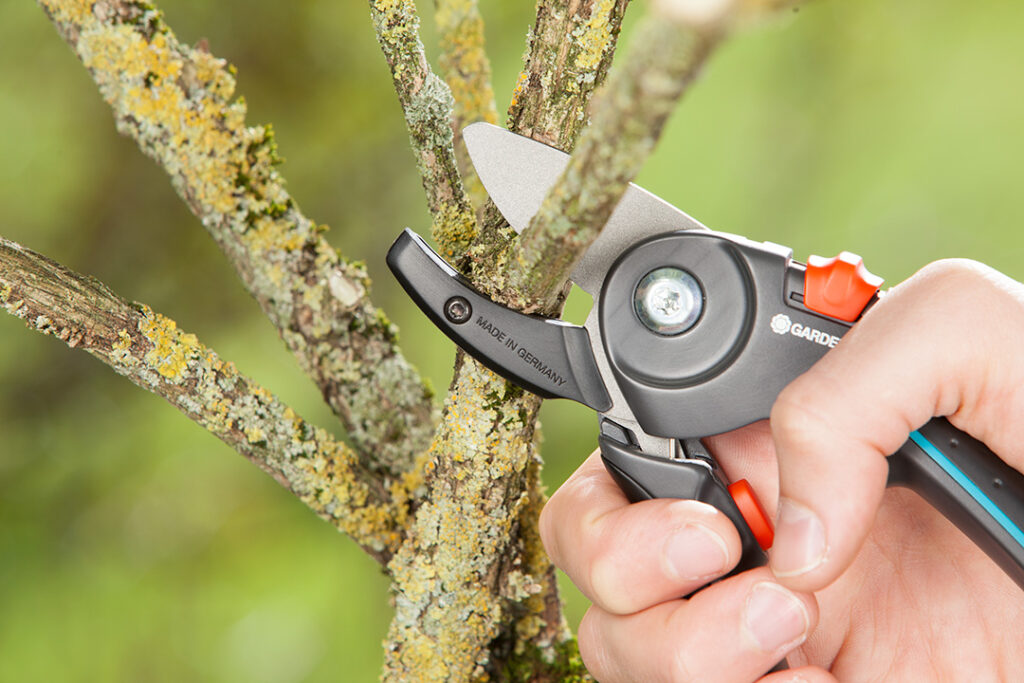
top-left (634, 267), bottom-right (703, 336)
top-left (444, 296), bottom-right (472, 324)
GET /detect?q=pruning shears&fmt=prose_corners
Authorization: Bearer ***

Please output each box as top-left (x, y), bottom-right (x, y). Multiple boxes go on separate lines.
top-left (387, 123), bottom-right (1024, 591)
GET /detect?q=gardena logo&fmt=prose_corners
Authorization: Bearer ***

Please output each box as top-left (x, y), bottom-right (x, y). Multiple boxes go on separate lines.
top-left (770, 313), bottom-right (792, 335)
top-left (769, 313), bottom-right (840, 348)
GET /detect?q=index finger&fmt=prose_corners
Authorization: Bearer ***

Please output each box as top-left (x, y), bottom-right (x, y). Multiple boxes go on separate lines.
top-left (769, 259), bottom-right (1024, 592)
top-left (540, 450), bottom-right (743, 614)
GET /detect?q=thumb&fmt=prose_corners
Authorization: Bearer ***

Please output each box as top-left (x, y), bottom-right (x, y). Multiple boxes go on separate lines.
top-left (767, 259), bottom-right (1024, 592)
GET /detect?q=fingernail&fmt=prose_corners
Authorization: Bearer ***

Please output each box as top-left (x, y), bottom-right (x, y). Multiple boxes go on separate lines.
top-left (743, 582), bottom-right (809, 653)
top-left (663, 523), bottom-right (730, 581)
top-left (770, 498), bottom-right (827, 577)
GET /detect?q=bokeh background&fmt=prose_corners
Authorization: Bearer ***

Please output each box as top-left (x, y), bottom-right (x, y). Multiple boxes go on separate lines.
top-left (2, 0), bottom-right (1024, 679)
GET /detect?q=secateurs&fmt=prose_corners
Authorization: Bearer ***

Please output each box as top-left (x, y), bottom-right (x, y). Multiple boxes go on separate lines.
top-left (387, 122), bottom-right (1024, 590)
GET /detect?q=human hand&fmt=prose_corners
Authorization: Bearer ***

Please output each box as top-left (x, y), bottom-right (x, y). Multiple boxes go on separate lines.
top-left (540, 259), bottom-right (1024, 681)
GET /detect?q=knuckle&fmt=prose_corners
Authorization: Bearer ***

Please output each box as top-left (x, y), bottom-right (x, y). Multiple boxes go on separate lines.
top-left (577, 608), bottom-right (617, 682)
top-left (916, 257), bottom-right (989, 282)
top-left (909, 258), bottom-right (1004, 303)
top-left (587, 539), bottom-right (632, 614)
top-left (903, 258), bottom-right (1024, 335)
top-left (771, 382), bottom-right (831, 449)
top-left (537, 495), bottom-right (561, 564)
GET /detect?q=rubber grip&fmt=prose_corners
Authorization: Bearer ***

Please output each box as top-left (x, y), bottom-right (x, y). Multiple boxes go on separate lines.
top-left (888, 417), bottom-right (1024, 590)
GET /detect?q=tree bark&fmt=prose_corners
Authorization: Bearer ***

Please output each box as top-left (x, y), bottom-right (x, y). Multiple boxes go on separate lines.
top-left (376, 0), bottom-right (634, 678)
top-left (11, 0), bottom-right (813, 679)
top-left (38, 0), bottom-right (436, 482)
top-left (0, 236), bottom-right (410, 564)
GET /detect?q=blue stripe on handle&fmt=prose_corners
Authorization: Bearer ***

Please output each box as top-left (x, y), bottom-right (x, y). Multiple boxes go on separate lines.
top-left (909, 430), bottom-right (1024, 548)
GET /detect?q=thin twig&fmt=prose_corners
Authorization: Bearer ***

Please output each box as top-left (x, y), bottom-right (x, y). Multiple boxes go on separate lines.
top-left (507, 10), bottom-right (721, 310)
top-left (507, 0), bottom-right (633, 148)
top-left (434, 0), bottom-right (499, 213)
top-left (370, 0), bottom-right (479, 258)
top-left (505, 0), bottom-right (807, 311)
top-left (468, 0), bottom-right (632, 305)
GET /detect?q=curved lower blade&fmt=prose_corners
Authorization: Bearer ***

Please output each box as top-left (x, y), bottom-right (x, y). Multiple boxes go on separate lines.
top-left (463, 122), bottom-right (708, 295)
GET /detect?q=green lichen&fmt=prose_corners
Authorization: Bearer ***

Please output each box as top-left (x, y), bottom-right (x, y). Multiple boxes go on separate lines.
top-left (370, 0), bottom-right (478, 260)
top-left (383, 357), bottom-right (554, 681)
top-left (504, 637), bottom-right (591, 682)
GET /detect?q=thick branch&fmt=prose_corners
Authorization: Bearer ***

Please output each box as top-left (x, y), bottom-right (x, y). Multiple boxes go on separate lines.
top-left (434, 0), bottom-right (499, 213)
top-left (0, 236), bottom-right (416, 565)
top-left (370, 0), bottom-right (479, 258)
top-left (38, 0), bottom-right (435, 480)
top-left (380, 1), bottom-right (636, 680)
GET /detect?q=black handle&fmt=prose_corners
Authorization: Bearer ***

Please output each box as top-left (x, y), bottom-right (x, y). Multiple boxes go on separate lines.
top-left (598, 433), bottom-right (768, 578)
top-left (888, 418), bottom-right (1024, 590)
top-left (386, 229), bottom-right (612, 411)
top-left (598, 432), bottom-right (788, 673)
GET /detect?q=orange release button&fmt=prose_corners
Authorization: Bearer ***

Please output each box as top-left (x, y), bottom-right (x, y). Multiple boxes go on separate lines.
top-left (728, 480), bottom-right (774, 551)
top-left (803, 252), bottom-right (883, 323)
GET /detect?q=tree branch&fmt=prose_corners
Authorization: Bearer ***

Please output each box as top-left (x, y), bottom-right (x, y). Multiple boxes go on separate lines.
top-left (468, 0), bottom-right (632, 300)
top-left (434, 0), bottom-right (499, 213)
top-left (506, 0), bottom-right (806, 312)
top-left (379, 1), bottom-right (635, 679)
top-left (370, 0), bottom-right (479, 258)
top-left (507, 0), bottom-right (632, 149)
top-left (37, 0), bottom-right (436, 481)
top-left (0, 236), bottom-right (416, 565)
top-left (508, 8), bottom-right (718, 311)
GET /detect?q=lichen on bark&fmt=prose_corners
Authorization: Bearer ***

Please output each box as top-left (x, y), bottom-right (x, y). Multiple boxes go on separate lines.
top-left (0, 235), bottom-right (412, 564)
top-left (433, 0), bottom-right (499, 213)
top-left (374, 0), bottom-right (635, 679)
top-left (370, 0), bottom-right (479, 258)
top-left (507, 12), bottom-right (720, 311)
top-left (38, 0), bottom-right (436, 482)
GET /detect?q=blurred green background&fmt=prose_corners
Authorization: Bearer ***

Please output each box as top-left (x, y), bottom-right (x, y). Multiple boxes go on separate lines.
top-left (2, 0), bottom-right (1023, 679)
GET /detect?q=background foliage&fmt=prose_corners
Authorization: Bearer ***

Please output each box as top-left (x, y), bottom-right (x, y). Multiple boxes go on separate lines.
top-left (2, 0), bottom-right (1023, 679)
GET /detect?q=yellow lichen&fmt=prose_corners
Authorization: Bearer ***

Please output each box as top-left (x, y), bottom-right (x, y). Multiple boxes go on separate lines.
top-left (509, 71), bottom-right (528, 109)
top-left (436, 0), bottom-right (498, 127)
top-left (431, 201), bottom-right (478, 259)
top-left (139, 309), bottom-right (199, 380)
top-left (573, 0), bottom-right (619, 73)
top-left (244, 425), bottom-right (266, 444)
top-left (113, 329), bottom-right (132, 352)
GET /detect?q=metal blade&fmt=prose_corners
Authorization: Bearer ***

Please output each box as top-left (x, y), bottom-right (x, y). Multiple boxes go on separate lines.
top-left (463, 122), bottom-right (708, 295)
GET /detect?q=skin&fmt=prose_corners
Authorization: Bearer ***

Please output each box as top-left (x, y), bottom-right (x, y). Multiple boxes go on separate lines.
top-left (540, 259), bottom-right (1024, 681)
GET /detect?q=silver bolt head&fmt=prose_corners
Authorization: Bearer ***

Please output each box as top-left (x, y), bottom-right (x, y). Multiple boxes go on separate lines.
top-left (633, 267), bottom-right (703, 335)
